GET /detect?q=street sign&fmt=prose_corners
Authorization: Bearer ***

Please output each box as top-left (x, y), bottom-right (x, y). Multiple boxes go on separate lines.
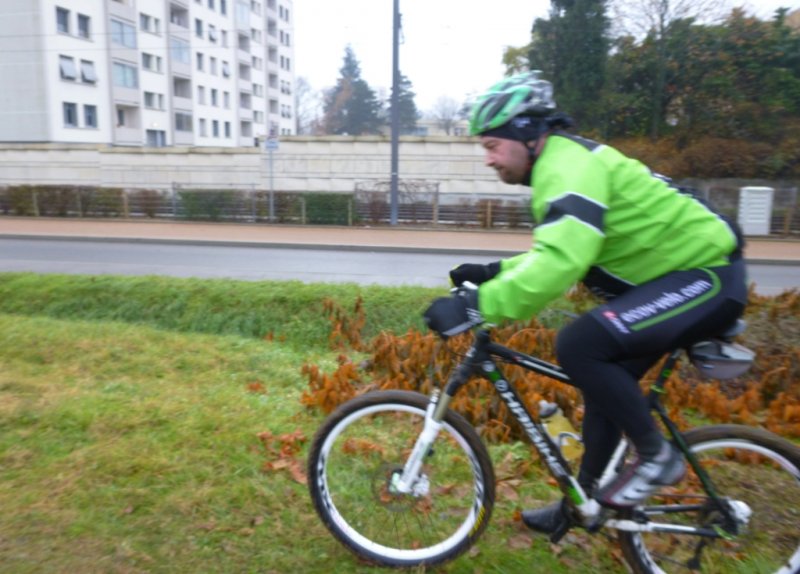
top-left (264, 137), bottom-right (279, 151)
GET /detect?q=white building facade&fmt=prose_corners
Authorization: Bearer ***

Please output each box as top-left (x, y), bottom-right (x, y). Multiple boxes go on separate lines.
top-left (0, 0), bottom-right (295, 147)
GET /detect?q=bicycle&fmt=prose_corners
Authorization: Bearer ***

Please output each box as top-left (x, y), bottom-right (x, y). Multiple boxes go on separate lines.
top-left (307, 312), bottom-right (800, 573)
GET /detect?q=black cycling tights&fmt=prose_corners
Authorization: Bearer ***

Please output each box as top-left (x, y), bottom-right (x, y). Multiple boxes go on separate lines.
top-left (556, 317), bottom-right (660, 484)
top-left (555, 260), bottom-right (747, 486)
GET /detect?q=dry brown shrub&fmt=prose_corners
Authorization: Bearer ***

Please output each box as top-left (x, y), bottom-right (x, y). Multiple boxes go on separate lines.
top-left (301, 289), bottom-right (800, 441)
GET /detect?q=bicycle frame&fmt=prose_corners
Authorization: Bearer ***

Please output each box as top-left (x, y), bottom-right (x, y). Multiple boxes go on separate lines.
top-left (395, 328), bottom-right (741, 537)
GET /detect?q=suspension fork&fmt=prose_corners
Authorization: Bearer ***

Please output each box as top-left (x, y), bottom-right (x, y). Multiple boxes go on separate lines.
top-left (392, 341), bottom-right (479, 495)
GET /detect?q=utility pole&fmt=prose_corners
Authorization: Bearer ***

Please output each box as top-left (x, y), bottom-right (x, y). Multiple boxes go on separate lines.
top-left (389, 0), bottom-right (401, 225)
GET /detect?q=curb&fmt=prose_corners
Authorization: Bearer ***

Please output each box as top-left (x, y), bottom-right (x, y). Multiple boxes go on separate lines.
top-left (2, 233), bottom-right (799, 265)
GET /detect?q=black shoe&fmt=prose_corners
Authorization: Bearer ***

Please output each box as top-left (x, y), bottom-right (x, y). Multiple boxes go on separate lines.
top-left (597, 441), bottom-right (687, 508)
top-left (521, 499), bottom-right (569, 535)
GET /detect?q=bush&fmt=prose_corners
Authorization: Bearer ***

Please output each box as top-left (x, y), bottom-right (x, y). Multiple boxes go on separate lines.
top-left (178, 189), bottom-right (243, 221)
top-left (303, 192), bottom-right (352, 225)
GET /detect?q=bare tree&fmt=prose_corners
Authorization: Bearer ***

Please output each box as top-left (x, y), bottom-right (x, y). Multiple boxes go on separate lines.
top-left (294, 76), bottom-right (322, 135)
top-left (430, 96), bottom-right (462, 135)
top-left (609, 0), bottom-right (730, 38)
top-left (609, 0), bottom-right (731, 139)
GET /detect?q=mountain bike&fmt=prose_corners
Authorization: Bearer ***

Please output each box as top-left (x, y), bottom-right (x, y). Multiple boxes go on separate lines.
top-left (307, 318), bottom-right (800, 573)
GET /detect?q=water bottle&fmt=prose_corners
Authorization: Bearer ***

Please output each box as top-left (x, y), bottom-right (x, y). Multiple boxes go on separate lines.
top-left (538, 400), bottom-right (584, 461)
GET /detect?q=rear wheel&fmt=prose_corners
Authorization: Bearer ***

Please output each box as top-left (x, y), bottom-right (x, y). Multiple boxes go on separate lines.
top-left (308, 390), bottom-right (495, 568)
top-left (618, 425), bottom-right (800, 573)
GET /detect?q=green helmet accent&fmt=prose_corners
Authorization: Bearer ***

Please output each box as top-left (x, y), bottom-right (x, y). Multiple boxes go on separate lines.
top-left (469, 71), bottom-right (556, 136)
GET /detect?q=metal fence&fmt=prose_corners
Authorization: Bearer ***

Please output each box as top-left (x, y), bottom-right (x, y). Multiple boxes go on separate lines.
top-left (0, 181), bottom-right (797, 235)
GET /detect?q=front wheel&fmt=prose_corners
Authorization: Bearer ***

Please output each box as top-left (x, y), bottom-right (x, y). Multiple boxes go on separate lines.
top-left (307, 390), bottom-right (495, 568)
top-left (618, 425), bottom-right (800, 574)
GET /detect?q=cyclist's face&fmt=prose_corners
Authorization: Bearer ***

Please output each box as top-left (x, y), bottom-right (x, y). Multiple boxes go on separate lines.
top-left (481, 136), bottom-right (532, 184)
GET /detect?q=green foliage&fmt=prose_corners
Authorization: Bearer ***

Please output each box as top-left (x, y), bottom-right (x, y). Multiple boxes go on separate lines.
top-left (178, 189), bottom-right (242, 221)
top-left (322, 47), bottom-right (383, 135)
top-left (537, 0), bottom-right (610, 130)
top-left (386, 73), bottom-right (420, 135)
top-left (518, 6), bottom-right (800, 178)
top-left (303, 192), bottom-right (353, 225)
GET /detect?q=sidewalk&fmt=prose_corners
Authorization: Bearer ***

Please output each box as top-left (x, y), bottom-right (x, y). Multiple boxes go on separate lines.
top-left (1, 217), bottom-right (799, 263)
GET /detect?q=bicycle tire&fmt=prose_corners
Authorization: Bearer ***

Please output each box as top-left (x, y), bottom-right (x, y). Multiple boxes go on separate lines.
top-left (307, 390), bottom-right (495, 568)
top-left (618, 424), bottom-right (800, 574)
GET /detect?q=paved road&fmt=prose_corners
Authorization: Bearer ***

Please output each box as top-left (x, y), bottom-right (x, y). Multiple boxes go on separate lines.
top-left (1, 237), bottom-right (798, 294)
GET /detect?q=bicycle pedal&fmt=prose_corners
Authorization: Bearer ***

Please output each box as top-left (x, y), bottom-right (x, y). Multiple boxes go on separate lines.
top-left (586, 507), bottom-right (612, 533)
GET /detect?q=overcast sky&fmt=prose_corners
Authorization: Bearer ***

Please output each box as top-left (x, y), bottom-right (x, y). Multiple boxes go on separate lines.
top-left (293, 0), bottom-right (799, 114)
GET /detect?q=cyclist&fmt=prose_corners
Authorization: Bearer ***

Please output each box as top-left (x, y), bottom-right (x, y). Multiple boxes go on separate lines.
top-left (423, 71), bottom-right (748, 535)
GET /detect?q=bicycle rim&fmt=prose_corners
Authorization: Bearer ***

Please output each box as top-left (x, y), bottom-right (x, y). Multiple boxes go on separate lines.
top-left (619, 426), bottom-right (800, 574)
top-left (309, 392), bottom-right (493, 567)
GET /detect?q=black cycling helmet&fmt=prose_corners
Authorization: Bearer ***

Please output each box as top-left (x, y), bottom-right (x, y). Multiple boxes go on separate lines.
top-left (469, 71), bottom-right (556, 137)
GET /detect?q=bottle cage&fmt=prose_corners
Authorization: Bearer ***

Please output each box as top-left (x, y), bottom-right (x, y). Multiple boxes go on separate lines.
top-left (688, 339), bottom-right (755, 380)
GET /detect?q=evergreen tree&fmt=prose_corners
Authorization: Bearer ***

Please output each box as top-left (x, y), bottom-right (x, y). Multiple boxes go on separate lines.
top-left (322, 47), bottom-right (383, 135)
top-left (387, 74), bottom-right (420, 135)
top-left (529, 0), bottom-right (609, 133)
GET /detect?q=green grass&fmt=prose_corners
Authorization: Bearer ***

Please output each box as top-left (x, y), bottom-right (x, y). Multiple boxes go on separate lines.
top-left (0, 272), bottom-right (442, 350)
top-left (0, 273), bottom-right (628, 573)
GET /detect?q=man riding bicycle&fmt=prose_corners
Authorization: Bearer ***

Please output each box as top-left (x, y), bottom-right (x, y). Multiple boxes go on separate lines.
top-left (423, 71), bottom-right (748, 534)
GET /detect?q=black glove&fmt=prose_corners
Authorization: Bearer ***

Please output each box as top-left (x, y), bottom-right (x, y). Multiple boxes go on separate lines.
top-left (423, 286), bottom-right (483, 339)
top-left (449, 261), bottom-right (501, 287)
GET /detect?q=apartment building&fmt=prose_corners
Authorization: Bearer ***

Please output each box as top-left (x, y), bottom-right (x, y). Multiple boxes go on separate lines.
top-left (0, 0), bottom-right (294, 147)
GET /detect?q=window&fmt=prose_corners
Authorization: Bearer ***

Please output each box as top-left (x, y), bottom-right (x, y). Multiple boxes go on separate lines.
top-left (210, 88), bottom-right (218, 106)
top-left (221, 0), bottom-right (227, 15)
top-left (141, 14), bottom-right (161, 34)
top-left (209, 57), bottom-right (217, 75)
top-left (223, 91), bottom-right (230, 108)
top-left (208, 0), bottom-right (215, 9)
top-left (212, 119), bottom-right (219, 137)
top-left (224, 121), bottom-right (231, 138)
top-left (253, 83), bottom-right (262, 97)
top-left (59, 55), bottom-right (77, 80)
top-left (117, 108), bottom-right (126, 126)
top-left (77, 14), bottom-right (90, 38)
top-left (197, 85), bottom-right (205, 104)
top-left (142, 53), bottom-right (162, 72)
top-left (63, 102), bottom-right (77, 127)
top-left (196, 52), bottom-right (204, 71)
top-left (253, 110), bottom-right (263, 123)
top-left (111, 20), bottom-right (136, 48)
top-left (170, 38), bottom-right (190, 64)
top-left (56, 7), bottom-right (69, 34)
top-left (251, 1), bottom-right (261, 15)
top-left (199, 118), bottom-right (207, 136)
top-left (146, 130), bottom-right (166, 147)
top-left (84, 105), bottom-right (97, 128)
top-left (221, 61), bottom-right (230, 77)
top-left (194, 18), bottom-right (203, 38)
top-left (173, 77), bottom-right (191, 98)
top-left (175, 112), bottom-right (193, 132)
top-left (221, 30), bottom-right (228, 47)
top-left (144, 91), bottom-right (164, 109)
top-left (112, 62), bottom-right (138, 88)
top-left (283, 32), bottom-right (290, 47)
top-left (208, 25), bottom-right (217, 42)
top-left (80, 60), bottom-right (97, 83)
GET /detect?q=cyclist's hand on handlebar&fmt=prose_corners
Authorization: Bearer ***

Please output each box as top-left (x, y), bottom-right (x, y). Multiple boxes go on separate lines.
top-left (423, 284), bottom-right (483, 339)
top-left (449, 261), bottom-right (501, 287)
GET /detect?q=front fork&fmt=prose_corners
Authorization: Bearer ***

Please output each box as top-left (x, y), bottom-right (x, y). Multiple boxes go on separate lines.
top-left (391, 389), bottom-right (446, 495)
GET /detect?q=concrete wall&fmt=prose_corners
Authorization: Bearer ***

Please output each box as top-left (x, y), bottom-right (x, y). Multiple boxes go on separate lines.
top-left (0, 136), bottom-right (523, 196)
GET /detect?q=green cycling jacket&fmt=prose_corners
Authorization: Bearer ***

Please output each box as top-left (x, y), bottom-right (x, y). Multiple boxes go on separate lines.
top-left (478, 133), bottom-right (740, 323)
